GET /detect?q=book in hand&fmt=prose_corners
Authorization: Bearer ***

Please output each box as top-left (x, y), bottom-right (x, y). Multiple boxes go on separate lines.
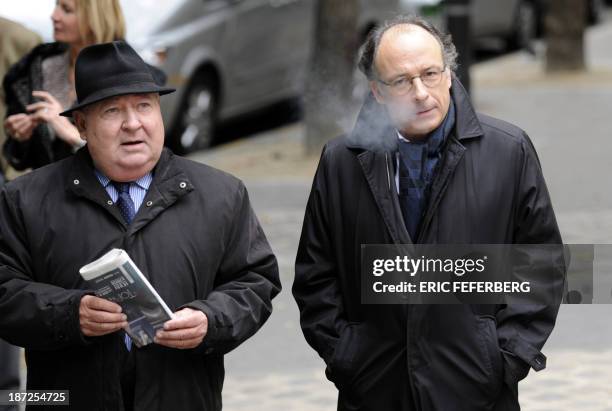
top-left (79, 248), bottom-right (174, 348)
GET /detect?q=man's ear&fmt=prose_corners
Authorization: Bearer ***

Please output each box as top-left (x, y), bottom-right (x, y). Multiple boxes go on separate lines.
top-left (73, 111), bottom-right (87, 141)
top-left (370, 81), bottom-right (385, 104)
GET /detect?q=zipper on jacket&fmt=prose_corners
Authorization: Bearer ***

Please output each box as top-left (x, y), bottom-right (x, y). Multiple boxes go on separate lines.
top-left (385, 152), bottom-right (392, 193)
top-left (387, 151), bottom-right (421, 407)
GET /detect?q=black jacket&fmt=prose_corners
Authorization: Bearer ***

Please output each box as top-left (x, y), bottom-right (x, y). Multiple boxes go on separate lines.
top-left (293, 80), bottom-right (563, 411)
top-left (2, 42), bottom-right (73, 170)
top-left (0, 148), bottom-right (281, 410)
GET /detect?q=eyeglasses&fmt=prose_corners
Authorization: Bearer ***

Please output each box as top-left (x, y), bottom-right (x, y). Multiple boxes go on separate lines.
top-left (376, 65), bottom-right (447, 95)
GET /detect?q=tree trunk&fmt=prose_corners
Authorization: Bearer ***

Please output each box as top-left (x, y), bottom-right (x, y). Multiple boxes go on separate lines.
top-left (304, 0), bottom-right (359, 155)
top-left (546, 0), bottom-right (586, 72)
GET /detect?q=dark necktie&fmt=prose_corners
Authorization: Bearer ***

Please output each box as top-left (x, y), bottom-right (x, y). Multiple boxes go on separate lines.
top-left (111, 181), bottom-right (134, 351)
top-left (113, 182), bottom-right (136, 224)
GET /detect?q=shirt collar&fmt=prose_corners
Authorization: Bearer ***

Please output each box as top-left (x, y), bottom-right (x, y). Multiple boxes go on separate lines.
top-left (396, 130), bottom-right (410, 143)
top-left (94, 169), bottom-right (153, 190)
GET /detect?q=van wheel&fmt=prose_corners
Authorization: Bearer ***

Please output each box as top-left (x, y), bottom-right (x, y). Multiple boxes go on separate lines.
top-left (172, 73), bottom-right (217, 154)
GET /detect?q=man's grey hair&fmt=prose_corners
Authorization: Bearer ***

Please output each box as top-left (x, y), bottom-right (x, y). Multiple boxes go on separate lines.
top-left (358, 15), bottom-right (459, 80)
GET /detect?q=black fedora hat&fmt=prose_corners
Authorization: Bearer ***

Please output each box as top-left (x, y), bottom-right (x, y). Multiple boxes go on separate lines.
top-left (60, 41), bottom-right (175, 116)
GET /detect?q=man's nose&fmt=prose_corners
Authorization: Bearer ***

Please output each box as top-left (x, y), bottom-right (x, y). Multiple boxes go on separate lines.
top-left (412, 78), bottom-right (429, 101)
top-left (121, 109), bottom-right (142, 131)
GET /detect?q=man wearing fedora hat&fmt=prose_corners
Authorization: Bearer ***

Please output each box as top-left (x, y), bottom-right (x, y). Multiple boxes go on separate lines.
top-left (0, 41), bottom-right (280, 410)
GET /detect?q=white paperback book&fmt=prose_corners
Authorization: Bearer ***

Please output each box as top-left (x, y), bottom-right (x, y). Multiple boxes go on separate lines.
top-left (79, 248), bottom-right (174, 347)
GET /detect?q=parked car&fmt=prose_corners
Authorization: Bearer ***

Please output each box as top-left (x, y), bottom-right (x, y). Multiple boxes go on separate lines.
top-left (130, 0), bottom-right (400, 154)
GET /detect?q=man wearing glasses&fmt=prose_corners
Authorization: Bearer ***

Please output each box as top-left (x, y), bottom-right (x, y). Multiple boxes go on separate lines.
top-left (293, 15), bottom-right (562, 411)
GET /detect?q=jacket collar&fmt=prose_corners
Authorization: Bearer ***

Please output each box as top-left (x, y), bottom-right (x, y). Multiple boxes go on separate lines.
top-left (450, 77), bottom-right (483, 140)
top-left (345, 76), bottom-right (483, 152)
top-left (3, 42), bottom-right (68, 90)
top-left (67, 147), bottom-right (194, 231)
top-left (68, 146), bottom-right (181, 185)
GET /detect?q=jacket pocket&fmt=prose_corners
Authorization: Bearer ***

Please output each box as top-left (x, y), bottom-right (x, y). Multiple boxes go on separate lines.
top-left (477, 317), bottom-right (502, 376)
top-left (477, 316), bottom-right (505, 398)
top-left (327, 322), bottom-right (363, 390)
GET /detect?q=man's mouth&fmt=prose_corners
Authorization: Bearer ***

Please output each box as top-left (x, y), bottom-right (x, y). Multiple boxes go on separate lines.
top-left (417, 107), bottom-right (435, 115)
top-left (121, 141), bottom-right (144, 146)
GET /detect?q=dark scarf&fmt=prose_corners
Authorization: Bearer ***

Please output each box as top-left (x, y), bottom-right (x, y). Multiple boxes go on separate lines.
top-left (398, 99), bottom-right (456, 241)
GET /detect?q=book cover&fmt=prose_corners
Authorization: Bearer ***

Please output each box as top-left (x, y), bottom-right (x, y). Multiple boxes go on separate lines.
top-left (79, 249), bottom-right (174, 347)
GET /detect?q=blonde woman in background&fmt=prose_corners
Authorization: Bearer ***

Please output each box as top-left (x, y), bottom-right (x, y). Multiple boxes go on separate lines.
top-left (2, 0), bottom-right (127, 171)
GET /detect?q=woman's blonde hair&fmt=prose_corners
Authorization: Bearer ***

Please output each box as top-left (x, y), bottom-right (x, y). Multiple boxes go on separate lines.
top-left (75, 0), bottom-right (126, 45)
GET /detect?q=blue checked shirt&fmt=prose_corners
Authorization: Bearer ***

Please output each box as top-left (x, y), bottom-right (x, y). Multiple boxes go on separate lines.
top-left (94, 170), bottom-right (153, 212)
